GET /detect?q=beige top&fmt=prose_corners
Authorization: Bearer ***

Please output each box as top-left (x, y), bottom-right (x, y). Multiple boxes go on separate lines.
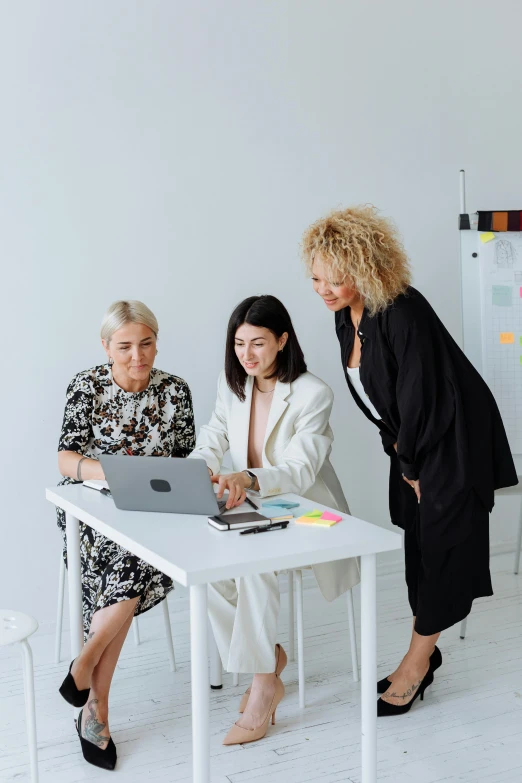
top-left (247, 385), bottom-right (274, 468)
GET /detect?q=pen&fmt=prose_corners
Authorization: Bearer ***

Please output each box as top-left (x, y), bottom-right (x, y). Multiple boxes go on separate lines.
top-left (244, 496), bottom-right (259, 511)
top-left (240, 522), bottom-right (289, 536)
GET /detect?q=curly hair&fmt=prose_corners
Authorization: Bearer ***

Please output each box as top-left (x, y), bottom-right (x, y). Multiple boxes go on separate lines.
top-left (301, 205), bottom-right (412, 315)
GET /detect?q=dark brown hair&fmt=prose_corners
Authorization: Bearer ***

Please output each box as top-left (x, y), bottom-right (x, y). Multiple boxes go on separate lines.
top-left (225, 295), bottom-right (307, 401)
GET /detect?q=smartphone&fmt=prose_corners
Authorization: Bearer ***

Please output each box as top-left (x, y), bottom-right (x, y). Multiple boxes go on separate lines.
top-left (208, 512), bottom-right (269, 531)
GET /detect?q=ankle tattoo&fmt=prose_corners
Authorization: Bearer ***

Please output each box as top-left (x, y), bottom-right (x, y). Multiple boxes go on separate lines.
top-left (87, 631), bottom-right (95, 641)
top-left (83, 699), bottom-right (110, 747)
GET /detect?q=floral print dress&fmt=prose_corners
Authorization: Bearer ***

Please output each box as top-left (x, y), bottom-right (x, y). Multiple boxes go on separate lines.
top-left (57, 364), bottom-right (196, 639)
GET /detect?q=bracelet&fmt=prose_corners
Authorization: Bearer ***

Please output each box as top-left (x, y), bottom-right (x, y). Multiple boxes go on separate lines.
top-left (242, 470), bottom-right (257, 491)
top-left (77, 456), bottom-right (87, 481)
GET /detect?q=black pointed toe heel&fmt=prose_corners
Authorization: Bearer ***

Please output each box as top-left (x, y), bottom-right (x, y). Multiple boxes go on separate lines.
top-left (377, 645), bottom-right (442, 694)
top-left (76, 707), bottom-right (117, 770)
top-left (377, 674), bottom-right (393, 694)
top-left (59, 659), bottom-right (90, 708)
top-left (377, 669), bottom-right (434, 717)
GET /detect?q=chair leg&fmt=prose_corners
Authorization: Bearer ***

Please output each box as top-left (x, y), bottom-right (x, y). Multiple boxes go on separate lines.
top-left (346, 588), bottom-right (359, 683)
top-left (209, 623), bottom-right (223, 689)
top-left (161, 598), bottom-right (176, 672)
top-left (55, 553), bottom-right (66, 664)
top-left (514, 501), bottom-right (522, 575)
top-left (287, 571), bottom-right (295, 662)
top-left (460, 616), bottom-right (468, 640)
top-left (20, 640), bottom-right (39, 783)
top-left (232, 673), bottom-right (239, 687)
top-left (133, 617), bottom-right (141, 646)
top-left (295, 569), bottom-right (305, 709)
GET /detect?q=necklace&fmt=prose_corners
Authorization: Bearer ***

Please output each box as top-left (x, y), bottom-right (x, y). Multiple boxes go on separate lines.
top-left (254, 382), bottom-right (275, 394)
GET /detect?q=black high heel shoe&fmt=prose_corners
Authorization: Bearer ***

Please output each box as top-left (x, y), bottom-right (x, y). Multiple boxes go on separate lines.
top-left (59, 660), bottom-right (90, 708)
top-left (76, 706), bottom-right (117, 770)
top-left (377, 645), bottom-right (442, 694)
top-left (377, 669), bottom-right (434, 717)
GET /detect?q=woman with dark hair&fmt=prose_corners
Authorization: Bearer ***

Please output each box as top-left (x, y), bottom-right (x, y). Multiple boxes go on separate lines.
top-left (189, 294), bottom-right (359, 745)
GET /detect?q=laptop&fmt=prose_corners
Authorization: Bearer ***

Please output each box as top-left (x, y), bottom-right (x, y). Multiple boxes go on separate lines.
top-left (99, 455), bottom-right (229, 515)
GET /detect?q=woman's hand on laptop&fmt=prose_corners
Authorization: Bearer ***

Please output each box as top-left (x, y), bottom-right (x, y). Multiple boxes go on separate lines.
top-left (211, 472), bottom-right (249, 509)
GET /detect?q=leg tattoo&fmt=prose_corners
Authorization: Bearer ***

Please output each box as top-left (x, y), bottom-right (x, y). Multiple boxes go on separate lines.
top-left (83, 699), bottom-right (110, 747)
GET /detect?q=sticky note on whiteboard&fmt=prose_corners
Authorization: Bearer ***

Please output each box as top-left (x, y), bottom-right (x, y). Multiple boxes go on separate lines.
top-left (492, 285), bottom-right (512, 307)
top-left (480, 232), bottom-right (496, 243)
top-left (500, 332), bottom-right (515, 344)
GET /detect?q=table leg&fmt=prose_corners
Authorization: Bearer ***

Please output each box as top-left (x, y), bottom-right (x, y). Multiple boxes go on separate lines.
top-left (287, 570), bottom-right (295, 661)
top-left (361, 553), bottom-right (377, 783)
top-left (295, 569), bottom-right (305, 709)
top-left (65, 512), bottom-right (83, 659)
top-left (190, 584), bottom-right (210, 783)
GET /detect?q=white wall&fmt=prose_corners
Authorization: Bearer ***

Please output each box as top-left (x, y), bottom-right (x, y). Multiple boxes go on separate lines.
top-left (2, 0), bottom-right (522, 627)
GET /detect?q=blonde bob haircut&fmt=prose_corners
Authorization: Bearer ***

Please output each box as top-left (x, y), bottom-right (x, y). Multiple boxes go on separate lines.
top-left (100, 300), bottom-right (159, 344)
top-left (302, 205), bottom-right (412, 316)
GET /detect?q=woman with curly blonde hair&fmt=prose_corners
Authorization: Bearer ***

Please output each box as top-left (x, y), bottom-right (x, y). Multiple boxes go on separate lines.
top-left (303, 206), bottom-right (517, 717)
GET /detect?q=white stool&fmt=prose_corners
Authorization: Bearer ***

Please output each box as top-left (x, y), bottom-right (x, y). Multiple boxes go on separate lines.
top-left (460, 477), bottom-right (522, 639)
top-left (55, 551), bottom-right (176, 671)
top-left (1, 610), bottom-right (39, 782)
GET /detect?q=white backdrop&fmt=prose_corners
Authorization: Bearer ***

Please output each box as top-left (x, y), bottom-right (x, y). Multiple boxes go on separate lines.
top-left (2, 0), bottom-right (522, 628)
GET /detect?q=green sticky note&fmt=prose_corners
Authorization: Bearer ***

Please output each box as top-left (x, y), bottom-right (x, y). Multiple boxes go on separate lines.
top-left (492, 285), bottom-right (513, 307)
top-left (520, 336), bottom-right (522, 346)
top-left (303, 509), bottom-right (323, 518)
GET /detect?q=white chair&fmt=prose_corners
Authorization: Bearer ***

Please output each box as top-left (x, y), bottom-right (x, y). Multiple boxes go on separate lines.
top-left (291, 570), bottom-right (358, 708)
top-left (55, 551), bottom-right (176, 670)
top-left (1, 610), bottom-right (39, 782)
top-left (230, 571), bottom-right (359, 706)
top-left (460, 477), bottom-right (522, 639)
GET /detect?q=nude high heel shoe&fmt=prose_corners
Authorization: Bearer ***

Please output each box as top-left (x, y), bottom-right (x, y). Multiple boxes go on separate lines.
top-left (238, 643), bottom-right (287, 713)
top-left (223, 676), bottom-right (285, 746)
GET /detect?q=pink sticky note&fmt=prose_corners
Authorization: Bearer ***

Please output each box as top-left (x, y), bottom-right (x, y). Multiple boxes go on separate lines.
top-left (520, 287), bottom-right (522, 298)
top-left (321, 511), bottom-right (342, 523)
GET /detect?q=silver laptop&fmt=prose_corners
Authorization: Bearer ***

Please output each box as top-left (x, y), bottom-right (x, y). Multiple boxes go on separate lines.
top-left (99, 455), bottom-right (228, 515)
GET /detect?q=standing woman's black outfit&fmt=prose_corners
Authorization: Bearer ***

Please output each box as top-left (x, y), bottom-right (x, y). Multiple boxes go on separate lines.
top-left (336, 287), bottom-right (518, 635)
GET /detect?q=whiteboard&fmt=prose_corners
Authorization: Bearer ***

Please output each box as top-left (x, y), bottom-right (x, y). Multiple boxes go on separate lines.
top-left (461, 227), bottom-right (522, 455)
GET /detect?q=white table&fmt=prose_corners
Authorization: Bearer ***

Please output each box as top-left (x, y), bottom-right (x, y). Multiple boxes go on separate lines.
top-left (46, 485), bottom-right (402, 783)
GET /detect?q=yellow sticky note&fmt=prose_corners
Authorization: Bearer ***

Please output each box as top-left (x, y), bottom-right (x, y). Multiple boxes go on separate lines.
top-left (500, 332), bottom-right (515, 344)
top-left (296, 516), bottom-right (337, 527)
top-left (480, 232), bottom-right (496, 243)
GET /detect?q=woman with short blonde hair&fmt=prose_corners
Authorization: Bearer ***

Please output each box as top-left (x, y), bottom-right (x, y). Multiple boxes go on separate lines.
top-left (304, 205), bottom-right (517, 717)
top-left (56, 300), bottom-right (195, 770)
top-left (100, 300), bottom-right (159, 343)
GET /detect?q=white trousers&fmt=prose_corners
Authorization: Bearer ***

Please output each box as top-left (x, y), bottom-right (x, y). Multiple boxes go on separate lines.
top-left (207, 572), bottom-right (280, 673)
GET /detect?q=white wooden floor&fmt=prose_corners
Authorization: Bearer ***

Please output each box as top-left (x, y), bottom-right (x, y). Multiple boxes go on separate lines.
top-left (2, 552), bottom-right (522, 783)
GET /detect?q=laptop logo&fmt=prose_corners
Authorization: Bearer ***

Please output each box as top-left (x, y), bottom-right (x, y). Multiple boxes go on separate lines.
top-left (150, 479), bottom-right (171, 493)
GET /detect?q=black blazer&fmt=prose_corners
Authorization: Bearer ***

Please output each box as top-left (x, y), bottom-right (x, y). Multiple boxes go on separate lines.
top-left (335, 287), bottom-right (518, 552)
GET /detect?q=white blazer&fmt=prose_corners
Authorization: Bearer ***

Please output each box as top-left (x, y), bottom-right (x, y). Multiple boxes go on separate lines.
top-left (189, 370), bottom-right (360, 601)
